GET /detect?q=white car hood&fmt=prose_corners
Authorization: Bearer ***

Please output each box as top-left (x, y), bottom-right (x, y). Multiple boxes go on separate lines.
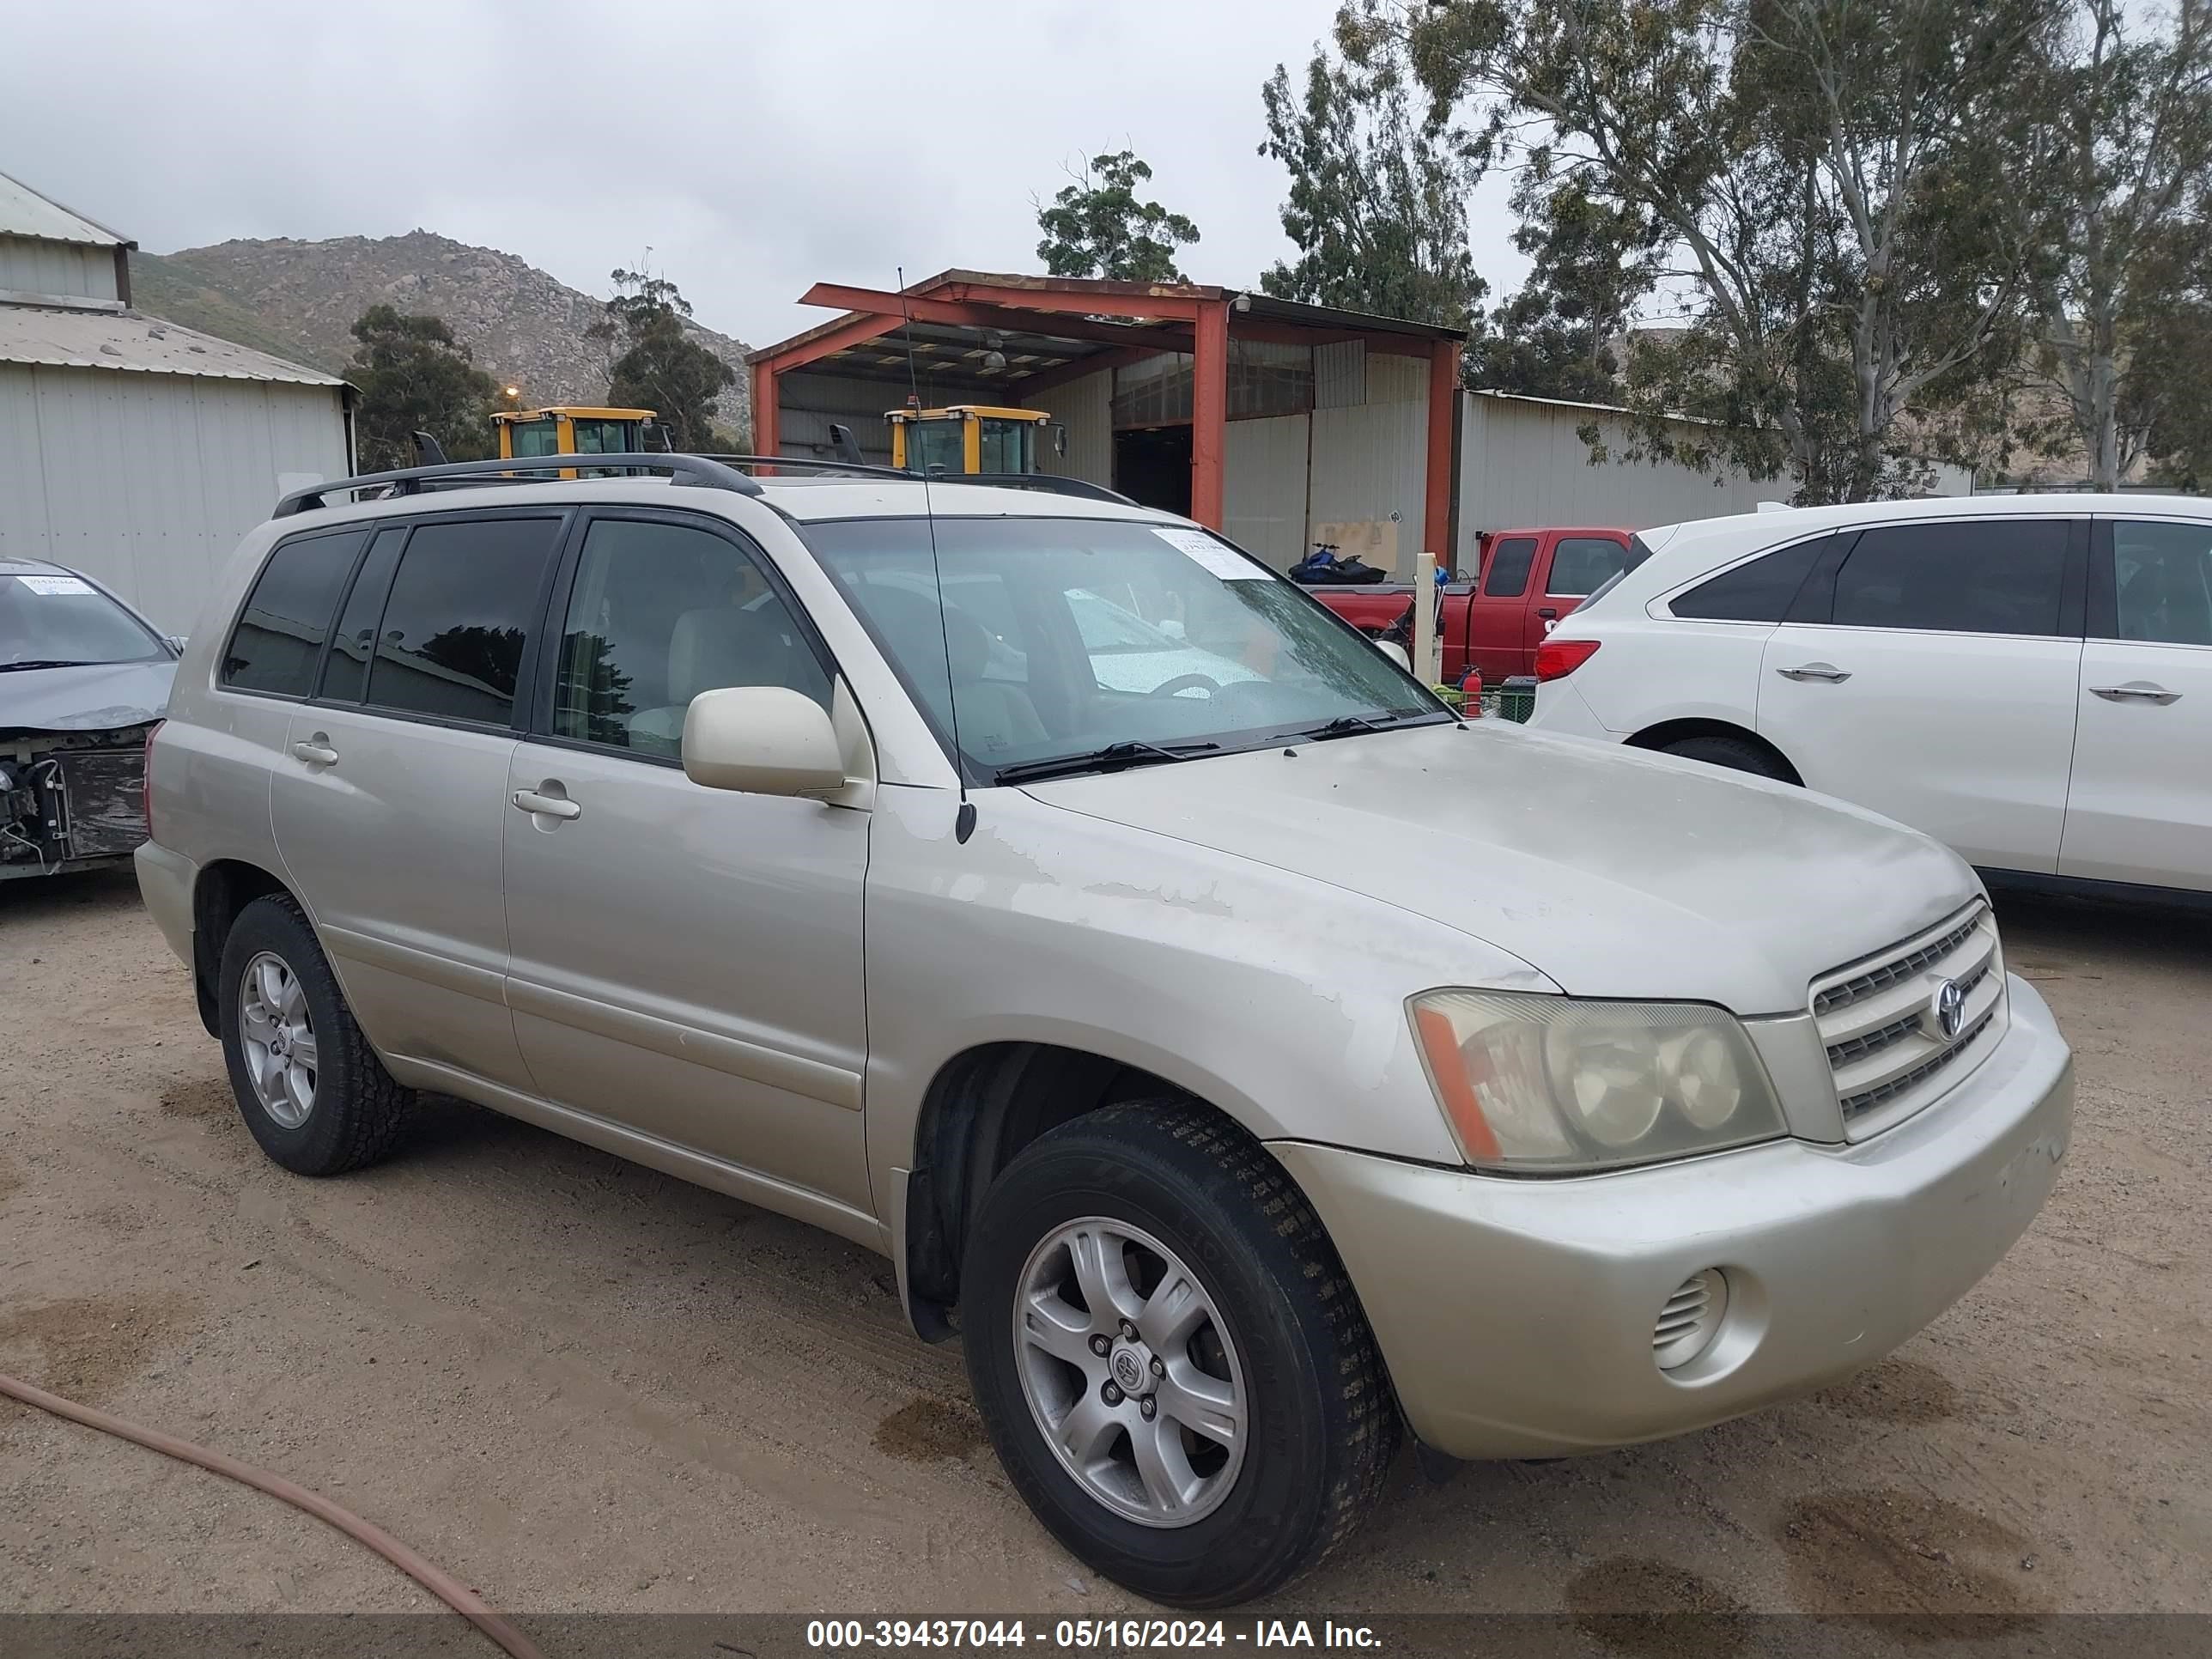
top-left (1022, 720), bottom-right (1980, 1016)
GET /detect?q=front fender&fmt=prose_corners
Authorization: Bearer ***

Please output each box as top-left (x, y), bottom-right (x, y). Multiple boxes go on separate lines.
top-left (859, 783), bottom-right (1554, 1225)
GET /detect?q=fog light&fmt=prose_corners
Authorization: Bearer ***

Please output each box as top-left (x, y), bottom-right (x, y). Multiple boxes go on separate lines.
top-left (1653, 1269), bottom-right (1729, 1371)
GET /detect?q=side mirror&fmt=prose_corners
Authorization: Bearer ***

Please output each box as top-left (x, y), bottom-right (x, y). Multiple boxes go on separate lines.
top-left (1374, 640), bottom-right (1412, 672)
top-left (165, 635), bottom-right (188, 655)
top-left (1054, 424), bottom-right (1068, 458)
top-left (683, 686), bottom-right (847, 797)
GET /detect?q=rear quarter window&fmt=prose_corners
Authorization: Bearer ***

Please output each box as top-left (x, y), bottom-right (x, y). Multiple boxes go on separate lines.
top-left (1670, 535), bottom-right (1834, 623)
top-left (222, 528), bottom-right (367, 696)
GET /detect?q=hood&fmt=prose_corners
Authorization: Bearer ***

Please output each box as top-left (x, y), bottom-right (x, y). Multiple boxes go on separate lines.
top-left (1022, 720), bottom-right (1980, 1017)
top-left (0, 658), bottom-right (176, 736)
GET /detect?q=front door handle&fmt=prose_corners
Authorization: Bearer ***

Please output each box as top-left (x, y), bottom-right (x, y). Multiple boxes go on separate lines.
top-left (290, 737), bottom-right (338, 765)
top-left (1776, 662), bottom-right (1852, 684)
top-left (512, 788), bottom-right (581, 821)
top-left (2090, 682), bottom-right (2182, 705)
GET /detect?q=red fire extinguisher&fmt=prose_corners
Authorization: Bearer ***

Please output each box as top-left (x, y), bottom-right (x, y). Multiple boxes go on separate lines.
top-left (1459, 664), bottom-right (1483, 717)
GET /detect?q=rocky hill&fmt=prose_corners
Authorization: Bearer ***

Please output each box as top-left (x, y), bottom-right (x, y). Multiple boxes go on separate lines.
top-left (132, 231), bottom-right (751, 434)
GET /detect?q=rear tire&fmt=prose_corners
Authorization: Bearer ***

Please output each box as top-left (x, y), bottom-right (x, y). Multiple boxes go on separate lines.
top-left (218, 894), bottom-right (412, 1176)
top-left (962, 1102), bottom-right (1396, 1607)
top-left (1660, 732), bottom-right (1793, 781)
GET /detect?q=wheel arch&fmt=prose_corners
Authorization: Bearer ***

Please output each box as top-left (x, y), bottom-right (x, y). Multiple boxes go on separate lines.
top-left (190, 859), bottom-right (299, 1037)
top-left (898, 1042), bottom-right (1307, 1343)
top-left (1624, 717), bottom-right (1802, 785)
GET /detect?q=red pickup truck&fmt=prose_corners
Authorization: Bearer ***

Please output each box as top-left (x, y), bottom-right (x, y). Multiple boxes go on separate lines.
top-left (1301, 526), bottom-right (1635, 684)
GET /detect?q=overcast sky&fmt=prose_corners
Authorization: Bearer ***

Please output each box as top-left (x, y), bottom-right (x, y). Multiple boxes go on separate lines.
top-left (0, 0), bottom-right (1526, 348)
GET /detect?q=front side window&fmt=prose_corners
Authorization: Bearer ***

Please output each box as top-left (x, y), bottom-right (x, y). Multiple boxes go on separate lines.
top-left (1671, 536), bottom-right (1832, 623)
top-left (2109, 521), bottom-right (2212, 646)
top-left (1546, 537), bottom-right (1630, 597)
top-left (1832, 520), bottom-right (2069, 636)
top-left (551, 516), bottom-right (830, 759)
top-left (1484, 537), bottom-right (1538, 598)
top-left (805, 516), bottom-right (1443, 777)
top-left (220, 529), bottom-right (365, 695)
top-left (363, 517), bottom-right (562, 726)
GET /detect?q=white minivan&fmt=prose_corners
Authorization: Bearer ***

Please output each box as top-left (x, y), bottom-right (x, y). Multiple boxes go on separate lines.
top-left (1528, 494), bottom-right (2212, 898)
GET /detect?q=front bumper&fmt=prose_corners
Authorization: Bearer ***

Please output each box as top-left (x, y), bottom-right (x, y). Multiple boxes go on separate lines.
top-left (1268, 973), bottom-right (2073, 1460)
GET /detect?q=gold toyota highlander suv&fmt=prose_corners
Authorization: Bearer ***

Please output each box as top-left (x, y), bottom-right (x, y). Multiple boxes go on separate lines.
top-left (138, 453), bottom-right (2073, 1606)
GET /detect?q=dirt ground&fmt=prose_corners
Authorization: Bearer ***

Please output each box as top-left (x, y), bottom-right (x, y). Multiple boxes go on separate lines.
top-left (0, 869), bottom-right (2205, 1624)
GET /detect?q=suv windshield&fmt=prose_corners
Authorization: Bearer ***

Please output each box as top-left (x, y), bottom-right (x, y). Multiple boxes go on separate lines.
top-left (0, 570), bottom-right (167, 669)
top-left (801, 516), bottom-right (1443, 780)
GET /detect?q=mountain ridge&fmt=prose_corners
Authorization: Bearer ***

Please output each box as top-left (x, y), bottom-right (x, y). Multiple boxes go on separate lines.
top-left (132, 229), bottom-right (752, 438)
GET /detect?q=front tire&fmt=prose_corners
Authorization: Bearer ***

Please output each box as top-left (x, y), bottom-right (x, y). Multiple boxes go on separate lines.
top-left (218, 894), bottom-right (412, 1176)
top-left (962, 1103), bottom-right (1396, 1607)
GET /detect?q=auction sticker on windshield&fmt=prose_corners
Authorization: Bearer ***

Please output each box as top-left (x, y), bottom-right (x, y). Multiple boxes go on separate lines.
top-left (14, 574), bottom-right (94, 596)
top-left (1152, 526), bottom-right (1267, 580)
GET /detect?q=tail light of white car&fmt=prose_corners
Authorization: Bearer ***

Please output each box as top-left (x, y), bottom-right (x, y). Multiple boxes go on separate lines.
top-left (1534, 638), bottom-right (1601, 680)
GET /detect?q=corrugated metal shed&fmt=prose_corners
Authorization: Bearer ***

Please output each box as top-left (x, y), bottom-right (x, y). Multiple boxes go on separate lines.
top-left (0, 362), bottom-right (351, 632)
top-left (0, 305), bottom-right (345, 386)
top-left (0, 238), bottom-right (120, 306)
top-left (0, 169), bottom-right (130, 246)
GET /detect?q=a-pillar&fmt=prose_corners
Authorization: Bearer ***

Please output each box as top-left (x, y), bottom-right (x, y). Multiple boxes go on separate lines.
top-left (751, 361), bottom-right (780, 458)
top-left (1190, 301), bottom-right (1230, 529)
top-left (1425, 337), bottom-right (1460, 575)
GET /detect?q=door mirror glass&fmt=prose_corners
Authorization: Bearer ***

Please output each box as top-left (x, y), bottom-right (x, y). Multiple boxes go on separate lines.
top-left (683, 685), bottom-right (847, 797)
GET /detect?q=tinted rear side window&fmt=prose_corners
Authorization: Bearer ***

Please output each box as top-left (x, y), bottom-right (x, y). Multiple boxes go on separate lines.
top-left (222, 529), bottom-right (365, 696)
top-left (364, 518), bottom-right (562, 726)
top-left (2108, 520), bottom-right (2212, 646)
top-left (1673, 536), bottom-right (1831, 622)
top-left (1484, 537), bottom-right (1538, 598)
top-left (1832, 521), bottom-right (2069, 636)
top-left (316, 527), bottom-right (407, 702)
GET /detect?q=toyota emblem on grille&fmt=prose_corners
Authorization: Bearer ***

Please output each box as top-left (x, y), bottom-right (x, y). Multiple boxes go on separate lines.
top-left (1931, 978), bottom-right (1966, 1041)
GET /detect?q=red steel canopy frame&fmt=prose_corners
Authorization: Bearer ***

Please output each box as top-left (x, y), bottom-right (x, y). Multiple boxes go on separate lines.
top-left (751, 272), bottom-right (1463, 560)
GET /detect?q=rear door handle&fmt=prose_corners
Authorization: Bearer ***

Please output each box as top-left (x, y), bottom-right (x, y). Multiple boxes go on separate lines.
top-left (512, 787), bottom-right (581, 821)
top-left (2090, 682), bottom-right (2182, 705)
top-left (290, 738), bottom-right (338, 765)
top-left (1776, 662), bottom-right (1852, 684)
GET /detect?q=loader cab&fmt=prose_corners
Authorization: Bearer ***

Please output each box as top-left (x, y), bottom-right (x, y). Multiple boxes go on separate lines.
top-left (885, 405), bottom-right (1052, 477)
top-left (493, 406), bottom-right (660, 478)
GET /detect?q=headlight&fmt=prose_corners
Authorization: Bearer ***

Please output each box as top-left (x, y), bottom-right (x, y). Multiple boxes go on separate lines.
top-left (1410, 990), bottom-right (1787, 1172)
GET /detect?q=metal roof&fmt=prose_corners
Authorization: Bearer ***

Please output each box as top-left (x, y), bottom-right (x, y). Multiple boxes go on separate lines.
top-left (0, 305), bottom-right (346, 386)
top-left (754, 268), bottom-right (1468, 374)
top-left (0, 169), bottom-right (133, 248)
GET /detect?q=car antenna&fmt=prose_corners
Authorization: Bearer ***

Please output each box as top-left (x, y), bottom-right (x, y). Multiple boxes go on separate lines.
top-left (897, 265), bottom-right (976, 844)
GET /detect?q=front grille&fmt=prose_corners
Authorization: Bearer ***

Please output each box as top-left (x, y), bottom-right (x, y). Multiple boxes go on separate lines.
top-left (1838, 1007), bottom-right (1996, 1118)
top-left (1810, 902), bottom-right (2006, 1136)
top-left (1813, 912), bottom-right (1983, 1016)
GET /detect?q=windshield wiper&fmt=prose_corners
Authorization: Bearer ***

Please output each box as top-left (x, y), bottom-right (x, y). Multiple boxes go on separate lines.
top-left (0, 659), bottom-right (99, 672)
top-left (1298, 710), bottom-right (1437, 740)
top-left (994, 739), bottom-right (1220, 786)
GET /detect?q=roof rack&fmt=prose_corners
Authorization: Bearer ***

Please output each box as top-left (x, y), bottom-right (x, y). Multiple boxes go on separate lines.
top-left (962, 473), bottom-right (1139, 506)
top-left (272, 451), bottom-right (1145, 519)
top-left (271, 453), bottom-right (763, 518)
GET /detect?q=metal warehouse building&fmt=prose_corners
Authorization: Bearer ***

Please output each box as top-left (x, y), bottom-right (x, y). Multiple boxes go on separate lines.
top-left (0, 169), bottom-right (354, 634)
top-left (752, 271), bottom-right (1970, 579)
